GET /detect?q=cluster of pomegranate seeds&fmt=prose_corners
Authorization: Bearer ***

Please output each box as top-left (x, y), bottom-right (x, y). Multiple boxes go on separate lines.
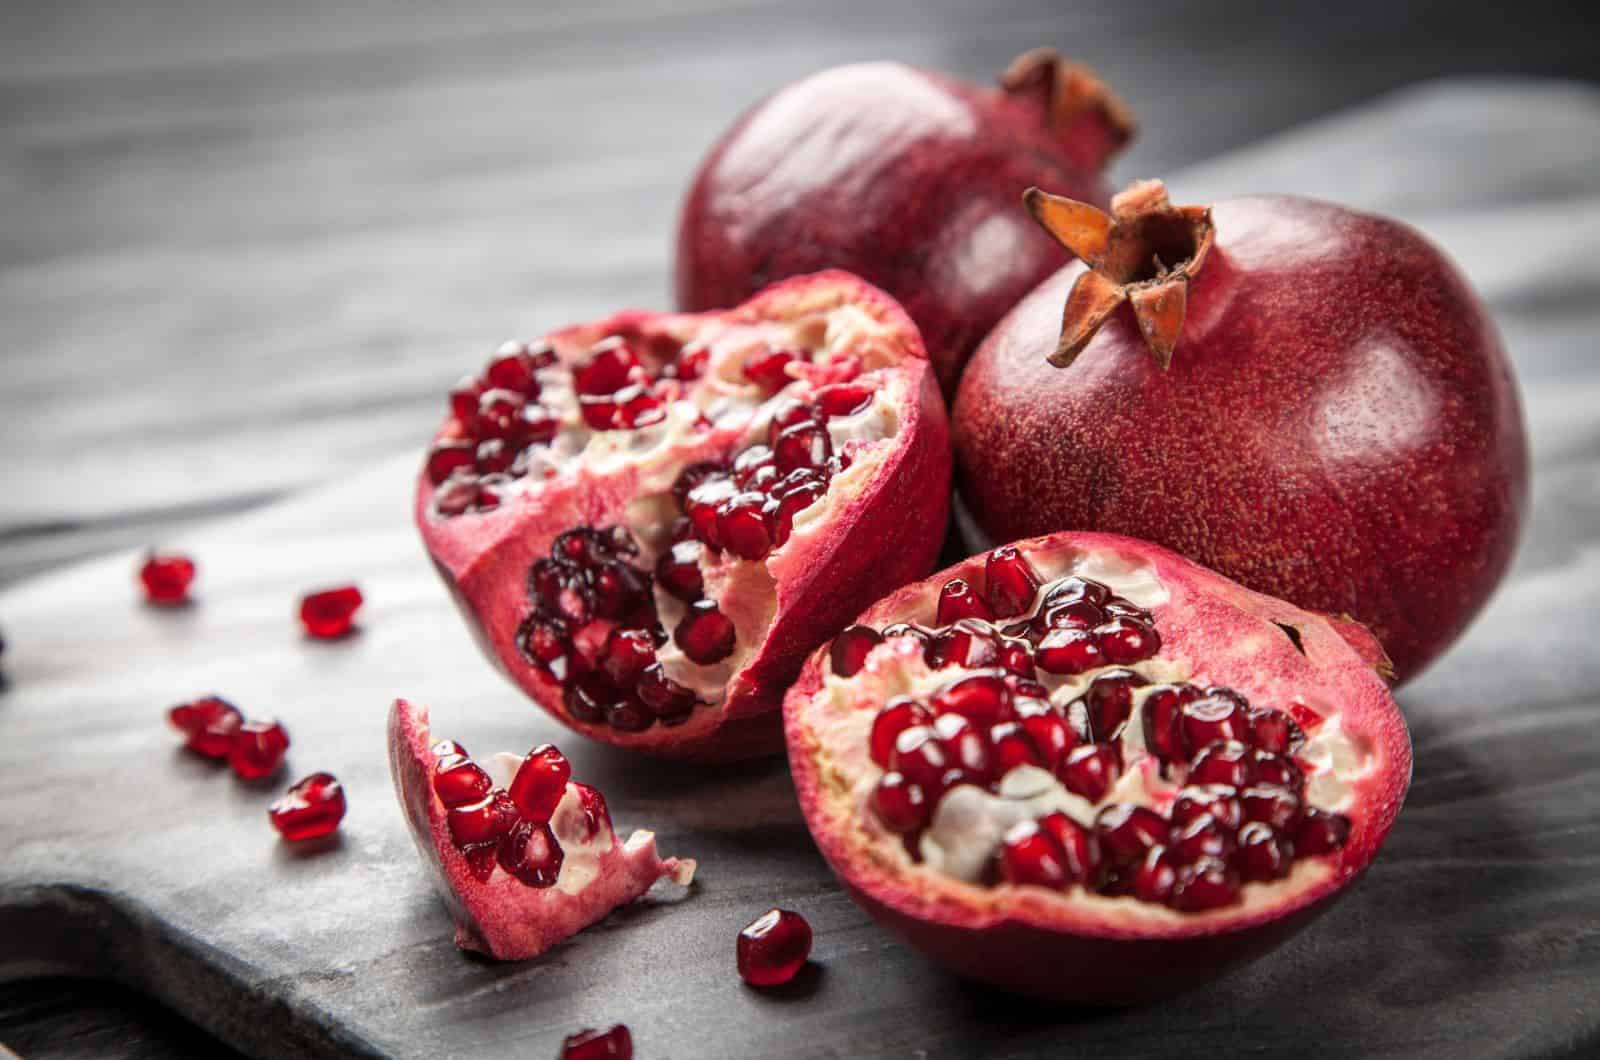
top-left (139, 551), bottom-right (196, 605)
top-left (560, 1024), bottom-right (632, 1060)
top-left (736, 908), bottom-right (813, 987)
top-left (430, 738), bottom-right (606, 888)
top-left (299, 585), bottom-right (363, 639)
top-left (268, 772), bottom-right (347, 841)
top-left (667, 385), bottom-right (869, 563)
top-left (516, 526), bottom-right (711, 731)
top-left (168, 696), bottom-right (292, 780)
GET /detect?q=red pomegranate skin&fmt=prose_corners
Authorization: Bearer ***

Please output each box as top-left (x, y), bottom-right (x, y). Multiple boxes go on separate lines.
top-left (953, 195), bottom-right (1528, 683)
top-left (676, 56), bottom-right (1128, 396)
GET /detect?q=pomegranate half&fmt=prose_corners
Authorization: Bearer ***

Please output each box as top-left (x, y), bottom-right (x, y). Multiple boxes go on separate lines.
top-left (953, 179), bottom-right (1529, 683)
top-left (388, 698), bottom-right (695, 960)
top-left (675, 49), bottom-right (1134, 396)
top-left (784, 532), bottom-right (1410, 1003)
top-left (416, 272), bottom-right (949, 761)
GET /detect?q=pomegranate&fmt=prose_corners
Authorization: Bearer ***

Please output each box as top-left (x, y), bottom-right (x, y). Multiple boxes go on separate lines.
top-left (269, 773), bottom-right (346, 841)
top-left (953, 179), bottom-right (1528, 682)
top-left (560, 1025), bottom-right (632, 1060)
top-left (139, 551), bottom-right (195, 605)
top-left (675, 50), bottom-right (1133, 396)
top-left (416, 272), bottom-right (949, 761)
top-left (388, 699), bottom-right (696, 960)
top-left (783, 532), bottom-right (1410, 1002)
top-left (299, 585), bottom-right (363, 639)
top-left (736, 908), bottom-right (813, 987)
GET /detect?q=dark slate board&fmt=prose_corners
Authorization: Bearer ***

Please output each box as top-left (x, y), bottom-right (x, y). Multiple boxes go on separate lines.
top-left (4, 71), bottom-right (1600, 1060)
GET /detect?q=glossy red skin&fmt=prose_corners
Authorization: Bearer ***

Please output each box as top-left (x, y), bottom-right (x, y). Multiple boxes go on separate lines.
top-left (954, 196), bottom-right (1529, 683)
top-left (783, 532), bottom-right (1411, 1004)
top-left (676, 59), bottom-right (1122, 396)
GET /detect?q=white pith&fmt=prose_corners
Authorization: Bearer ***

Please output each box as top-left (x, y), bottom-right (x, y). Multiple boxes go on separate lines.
top-left (808, 549), bottom-right (1376, 918)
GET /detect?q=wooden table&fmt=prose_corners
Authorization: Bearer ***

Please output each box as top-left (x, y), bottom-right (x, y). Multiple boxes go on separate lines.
top-left (3, 1), bottom-right (1598, 1056)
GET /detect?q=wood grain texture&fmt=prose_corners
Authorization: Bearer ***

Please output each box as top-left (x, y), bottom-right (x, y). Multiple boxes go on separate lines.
top-left (3, 2), bottom-right (1600, 1057)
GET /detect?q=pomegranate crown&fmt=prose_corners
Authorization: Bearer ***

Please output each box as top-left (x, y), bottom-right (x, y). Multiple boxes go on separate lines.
top-left (1000, 49), bottom-right (1137, 164)
top-left (1024, 179), bottom-right (1215, 369)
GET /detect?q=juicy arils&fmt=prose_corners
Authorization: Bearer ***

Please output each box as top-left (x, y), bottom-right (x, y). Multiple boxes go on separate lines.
top-left (783, 532), bottom-right (1411, 1002)
top-left (415, 272), bottom-right (950, 761)
top-left (388, 699), bottom-right (694, 961)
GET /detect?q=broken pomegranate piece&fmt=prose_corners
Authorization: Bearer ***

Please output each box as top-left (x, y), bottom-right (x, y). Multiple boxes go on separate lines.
top-left (414, 272), bottom-right (949, 760)
top-left (387, 699), bottom-right (695, 960)
top-left (139, 551), bottom-right (195, 605)
top-left (269, 772), bottom-right (346, 841)
top-left (784, 532), bottom-right (1411, 1002)
top-left (299, 585), bottom-right (363, 639)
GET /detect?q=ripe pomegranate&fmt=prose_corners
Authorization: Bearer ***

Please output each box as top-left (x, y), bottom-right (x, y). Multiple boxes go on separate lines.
top-left (953, 179), bottom-right (1528, 683)
top-left (675, 50), bottom-right (1134, 396)
top-left (388, 699), bottom-right (696, 960)
top-left (416, 272), bottom-right (949, 761)
top-left (736, 908), bottom-right (813, 987)
top-left (783, 532), bottom-right (1410, 1003)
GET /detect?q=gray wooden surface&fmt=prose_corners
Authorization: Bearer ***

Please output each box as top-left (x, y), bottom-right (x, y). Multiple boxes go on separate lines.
top-left (3, 2), bottom-right (1599, 1058)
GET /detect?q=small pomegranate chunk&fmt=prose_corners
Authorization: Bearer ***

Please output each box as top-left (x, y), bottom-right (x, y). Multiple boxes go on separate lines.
top-left (139, 552), bottom-right (195, 605)
top-left (168, 696), bottom-right (243, 758)
top-left (561, 1024), bottom-right (633, 1060)
top-left (508, 744), bottom-right (571, 823)
top-left (737, 907), bottom-right (813, 987)
top-left (269, 772), bottom-right (346, 841)
top-left (228, 719), bottom-right (290, 780)
top-left (299, 585), bottom-right (363, 639)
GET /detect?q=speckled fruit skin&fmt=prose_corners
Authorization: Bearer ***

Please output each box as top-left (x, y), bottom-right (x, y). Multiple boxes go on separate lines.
top-left (416, 272), bottom-right (950, 762)
top-left (953, 196), bottom-right (1529, 683)
top-left (675, 54), bottom-right (1129, 397)
top-left (784, 532), bottom-right (1411, 1004)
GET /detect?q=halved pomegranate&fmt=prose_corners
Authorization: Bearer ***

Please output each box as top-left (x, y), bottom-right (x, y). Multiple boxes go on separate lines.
top-left (416, 272), bottom-right (949, 761)
top-left (783, 532), bottom-right (1410, 1003)
top-left (388, 699), bottom-right (695, 960)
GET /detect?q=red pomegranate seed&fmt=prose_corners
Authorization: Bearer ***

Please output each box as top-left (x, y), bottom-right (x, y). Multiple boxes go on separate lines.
top-left (447, 790), bottom-right (519, 848)
top-left (655, 540), bottom-right (705, 602)
top-left (448, 376), bottom-right (484, 424)
top-left (1170, 857), bottom-right (1240, 911)
top-left (432, 754), bottom-right (493, 808)
top-left (1172, 784), bottom-right (1244, 830)
top-left (508, 744), bottom-right (571, 823)
top-left (1095, 616), bottom-right (1160, 664)
top-left (830, 624), bottom-right (883, 677)
top-left (518, 403), bottom-right (559, 445)
top-left (1037, 811), bottom-right (1101, 882)
top-left (228, 719), bottom-right (290, 780)
top-left (561, 1024), bottom-right (633, 1060)
top-left (872, 771), bottom-right (929, 832)
top-left (475, 438), bottom-right (516, 474)
top-left (983, 546), bottom-right (1041, 617)
top-left (613, 383), bottom-right (666, 429)
top-left (737, 908), bottom-right (813, 987)
top-left (637, 665), bottom-right (696, 722)
top-left (169, 696), bottom-right (243, 758)
top-left (742, 347), bottom-right (800, 391)
top-left (139, 552), bottom-right (196, 605)
top-left (299, 585), bottom-right (363, 639)
top-left (936, 577), bottom-right (992, 625)
top-left (518, 615), bottom-right (579, 682)
top-left (773, 421), bottom-right (832, 473)
top-left (1296, 809), bottom-right (1352, 855)
top-left (1170, 814), bottom-right (1237, 864)
top-left (572, 782), bottom-right (612, 839)
top-left (1241, 785), bottom-right (1303, 831)
top-left (1237, 821), bottom-right (1294, 881)
top-left (433, 475), bottom-right (480, 516)
top-left (461, 844), bottom-right (499, 882)
top-left (1058, 743), bottom-right (1121, 803)
top-left (1042, 576), bottom-right (1110, 608)
top-left (931, 713), bottom-right (995, 784)
top-left (999, 819), bottom-right (1070, 889)
top-left (574, 338), bottom-right (641, 394)
top-left (870, 698), bottom-right (931, 768)
top-left (1080, 668), bottom-right (1148, 741)
top-left (1096, 804), bottom-right (1169, 867)
top-left (1141, 683), bottom-right (1200, 762)
top-left (674, 600), bottom-right (737, 664)
top-left (731, 444), bottom-right (776, 486)
top-left (1041, 598), bottom-right (1104, 630)
top-left (717, 492), bottom-right (775, 560)
top-left (426, 440), bottom-right (476, 485)
top-left (924, 623), bottom-right (1000, 669)
top-left (767, 398), bottom-right (821, 441)
top-left (598, 628), bottom-right (656, 686)
top-left (890, 726), bottom-right (949, 791)
top-left (1248, 708), bottom-right (1303, 754)
top-left (1035, 628), bottom-right (1104, 675)
top-left (605, 695), bottom-right (655, 733)
top-left (1180, 692), bottom-right (1249, 754)
top-left (475, 388), bottom-right (526, 439)
top-left (1132, 845), bottom-right (1178, 903)
top-left (497, 818), bottom-right (565, 887)
top-left (1189, 740), bottom-right (1256, 787)
top-left (1020, 711), bottom-right (1076, 770)
top-left (1251, 751), bottom-right (1304, 791)
top-left (990, 721), bottom-right (1046, 772)
top-left (816, 382), bottom-right (873, 417)
top-left (996, 639), bottom-right (1035, 678)
top-left (485, 343), bottom-right (540, 396)
top-left (929, 672), bottom-right (1012, 726)
top-left (268, 772), bottom-right (346, 841)
top-left (771, 478), bottom-right (826, 546)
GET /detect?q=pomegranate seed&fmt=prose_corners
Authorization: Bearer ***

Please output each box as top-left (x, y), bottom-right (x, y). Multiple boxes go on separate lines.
top-left (447, 790), bottom-right (519, 848)
top-left (561, 1024), bottom-right (633, 1060)
top-left (228, 719), bottom-right (290, 780)
top-left (591, 565), bottom-right (648, 623)
top-left (299, 585), bottom-right (363, 639)
top-left (655, 540), bottom-right (705, 602)
top-left (1180, 693), bottom-right (1249, 754)
top-left (139, 552), bottom-right (196, 605)
top-left (767, 398), bottom-right (821, 442)
top-left (426, 441), bottom-right (476, 485)
top-left (1172, 785), bottom-right (1244, 830)
top-left (1095, 616), bottom-right (1160, 664)
top-left (1241, 785), bottom-right (1303, 831)
top-left (830, 625), bottom-right (883, 677)
top-left (997, 639), bottom-right (1035, 678)
top-left (999, 819), bottom-right (1070, 889)
top-left (517, 615), bottom-right (579, 682)
top-left (1058, 743), bottom-right (1121, 803)
top-left (474, 474), bottom-right (507, 512)
top-left (432, 755), bottom-right (493, 808)
top-left (990, 721), bottom-right (1046, 773)
top-left (1170, 857), bottom-right (1240, 911)
top-left (518, 403), bottom-right (559, 445)
top-left (572, 782), bottom-right (612, 839)
top-left (771, 480), bottom-right (826, 545)
top-left (448, 376), bottom-right (484, 423)
top-left (433, 475), bottom-right (480, 516)
top-left (579, 393), bottom-right (620, 430)
top-left (674, 600), bottom-right (736, 664)
top-left (564, 673), bottom-right (611, 724)
top-left (462, 844), bottom-right (499, 882)
top-left (605, 695), bottom-right (654, 733)
top-left (1042, 576), bottom-right (1110, 608)
top-left (1251, 751), bottom-right (1304, 791)
top-left (598, 628), bottom-right (656, 687)
top-left (475, 388), bottom-right (526, 438)
top-left (1247, 708), bottom-right (1303, 754)
top-left (737, 908), bottom-right (813, 987)
top-left (169, 696), bottom-right (243, 758)
top-left (637, 665), bottom-right (696, 721)
top-left (529, 559), bottom-right (594, 625)
top-left (717, 492), bottom-right (775, 560)
top-left (1080, 668), bottom-right (1148, 741)
top-left (497, 819), bottom-right (565, 887)
top-left (1142, 683), bottom-right (1200, 762)
top-left (675, 343), bottom-right (709, 381)
top-left (1237, 822), bottom-right (1294, 881)
top-left (872, 771), bottom-right (929, 832)
top-left (929, 672), bottom-right (1012, 726)
top-left (983, 546), bottom-right (1041, 617)
top-left (612, 383), bottom-right (666, 429)
top-left (1035, 628), bottom-right (1104, 675)
top-left (936, 577), bottom-right (993, 625)
top-left (1096, 804), bottom-right (1169, 867)
top-left (1020, 711), bottom-right (1076, 770)
top-left (508, 744), bottom-right (571, 823)
top-left (1041, 599), bottom-right (1105, 630)
top-left (816, 383), bottom-right (873, 417)
top-left (1132, 845), bottom-right (1178, 903)
top-left (1296, 809), bottom-right (1352, 855)
top-left (574, 338), bottom-right (641, 394)
top-left (870, 698), bottom-right (931, 768)
top-left (485, 343), bottom-right (539, 395)
top-left (732, 445), bottom-right (776, 487)
top-left (773, 421), bottom-right (832, 473)
top-left (475, 438), bottom-right (516, 474)
top-left (924, 623), bottom-right (1000, 669)
top-left (268, 772), bottom-right (346, 841)
top-left (742, 347), bottom-right (799, 391)
top-left (931, 713), bottom-right (995, 784)
top-left (1038, 811), bottom-right (1101, 882)
top-left (890, 726), bottom-right (950, 792)
top-left (1189, 740), bottom-right (1256, 787)
top-left (684, 476), bottom-right (736, 549)
top-left (1169, 814), bottom-right (1236, 864)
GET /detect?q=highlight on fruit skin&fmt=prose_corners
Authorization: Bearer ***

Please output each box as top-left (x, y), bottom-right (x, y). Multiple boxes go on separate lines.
top-left (783, 531), bottom-right (1411, 1004)
top-left (414, 270), bottom-right (951, 762)
top-left (953, 178), bottom-right (1528, 684)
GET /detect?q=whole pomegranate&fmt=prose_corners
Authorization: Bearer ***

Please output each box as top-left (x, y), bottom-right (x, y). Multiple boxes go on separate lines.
top-left (784, 532), bottom-right (1411, 1003)
top-left (953, 180), bottom-right (1528, 682)
top-left (416, 272), bottom-right (949, 761)
top-left (675, 49), bottom-right (1134, 396)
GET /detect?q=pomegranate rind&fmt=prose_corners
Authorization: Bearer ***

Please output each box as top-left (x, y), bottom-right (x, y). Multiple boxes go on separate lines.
top-left (387, 699), bottom-right (694, 961)
top-left (782, 532), bottom-right (1411, 1003)
top-left (415, 271), bottom-right (950, 762)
